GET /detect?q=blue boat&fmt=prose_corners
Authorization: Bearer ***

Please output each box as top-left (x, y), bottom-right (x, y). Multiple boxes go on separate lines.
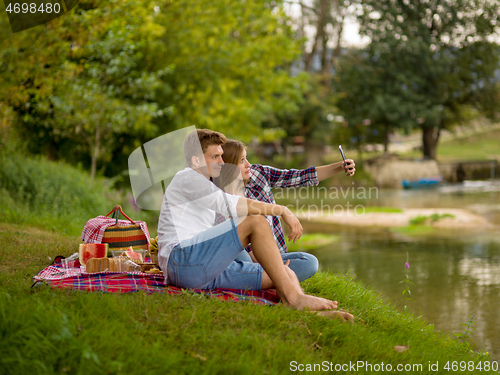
top-left (402, 176), bottom-right (443, 189)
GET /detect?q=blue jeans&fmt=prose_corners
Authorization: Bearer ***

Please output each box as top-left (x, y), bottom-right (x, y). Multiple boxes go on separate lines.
top-left (234, 250), bottom-right (318, 282)
top-left (166, 218), bottom-right (263, 290)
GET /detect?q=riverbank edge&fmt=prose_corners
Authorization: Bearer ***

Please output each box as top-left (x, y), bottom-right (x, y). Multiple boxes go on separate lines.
top-left (1, 221), bottom-right (497, 374)
top-left (295, 207), bottom-right (495, 229)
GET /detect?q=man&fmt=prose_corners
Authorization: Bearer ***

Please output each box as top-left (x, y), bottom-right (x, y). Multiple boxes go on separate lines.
top-left (157, 129), bottom-right (337, 311)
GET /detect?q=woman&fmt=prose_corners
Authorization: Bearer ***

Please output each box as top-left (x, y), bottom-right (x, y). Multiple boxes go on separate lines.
top-left (215, 139), bottom-right (355, 282)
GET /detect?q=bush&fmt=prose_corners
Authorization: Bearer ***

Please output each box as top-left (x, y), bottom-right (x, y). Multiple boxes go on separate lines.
top-left (0, 151), bottom-right (111, 236)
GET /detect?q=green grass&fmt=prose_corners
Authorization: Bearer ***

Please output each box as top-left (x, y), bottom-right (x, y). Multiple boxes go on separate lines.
top-left (321, 126), bottom-right (500, 165)
top-left (363, 206), bottom-right (404, 213)
top-left (0, 151), bottom-right (110, 236)
top-left (286, 233), bottom-right (340, 252)
top-left (1, 222), bottom-right (495, 375)
top-left (409, 213), bottom-right (455, 226)
top-left (390, 225), bottom-right (438, 236)
top-left (400, 127), bottom-right (500, 162)
top-left (0, 151), bottom-right (159, 238)
top-left (432, 128), bottom-right (500, 162)
top-left (390, 213), bottom-right (456, 237)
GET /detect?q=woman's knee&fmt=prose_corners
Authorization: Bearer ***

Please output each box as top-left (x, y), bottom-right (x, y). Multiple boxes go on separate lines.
top-left (284, 252), bottom-right (319, 281)
top-left (303, 253), bottom-right (319, 274)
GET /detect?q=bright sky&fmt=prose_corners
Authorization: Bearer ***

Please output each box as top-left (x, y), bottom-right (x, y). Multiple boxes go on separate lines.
top-left (342, 16), bottom-right (370, 47)
top-left (283, 1), bottom-right (500, 48)
top-left (283, 1), bottom-right (370, 49)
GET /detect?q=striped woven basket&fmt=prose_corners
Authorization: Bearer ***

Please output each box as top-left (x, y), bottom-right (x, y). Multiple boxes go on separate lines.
top-left (102, 205), bottom-right (149, 251)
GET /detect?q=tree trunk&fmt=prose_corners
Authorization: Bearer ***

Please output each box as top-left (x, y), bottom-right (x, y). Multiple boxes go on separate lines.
top-left (383, 125), bottom-right (389, 155)
top-left (304, 0), bottom-right (327, 72)
top-left (46, 139), bottom-right (57, 161)
top-left (304, 140), bottom-right (324, 167)
top-left (284, 143), bottom-right (292, 164)
top-left (422, 126), bottom-right (440, 160)
top-left (90, 126), bottom-right (100, 182)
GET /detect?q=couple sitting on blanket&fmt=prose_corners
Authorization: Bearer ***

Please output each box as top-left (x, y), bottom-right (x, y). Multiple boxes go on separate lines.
top-left (157, 129), bottom-right (355, 319)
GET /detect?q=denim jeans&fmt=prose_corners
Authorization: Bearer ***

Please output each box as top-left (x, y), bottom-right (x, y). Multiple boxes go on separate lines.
top-left (167, 218), bottom-right (263, 290)
top-left (234, 250), bottom-right (318, 282)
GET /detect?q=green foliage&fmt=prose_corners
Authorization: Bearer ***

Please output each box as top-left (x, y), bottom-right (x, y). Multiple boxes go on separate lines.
top-left (0, 224), bottom-right (496, 374)
top-left (433, 126), bottom-right (500, 162)
top-left (277, 75), bottom-right (338, 143)
top-left (409, 213), bottom-right (455, 226)
top-left (399, 252), bottom-right (414, 310)
top-left (1, 0), bottom-right (306, 179)
top-left (455, 315), bottom-right (477, 348)
top-left (390, 225), bottom-right (437, 236)
top-left (351, 0), bottom-right (500, 159)
top-left (409, 215), bottom-right (429, 226)
top-left (49, 0), bottom-right (171, 180)
top-left (0, 150), bottom-right (110, 235)
top-left (152, 0), bottom-right (307, 141)
top-left (0, 0), bottom-right (169, 179)
top-left (277, 0), bottom-right (357, 166)
top-left (363, 207), bottom-right (403, 213)
top-left (335, 47), bottom-right (416, 151)
top-left (286, 233), bottom-right (339, 252)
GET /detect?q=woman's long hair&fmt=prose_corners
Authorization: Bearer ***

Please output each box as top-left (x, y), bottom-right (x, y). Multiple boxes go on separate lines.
top-left (215, 139), bottom-right (247, 195)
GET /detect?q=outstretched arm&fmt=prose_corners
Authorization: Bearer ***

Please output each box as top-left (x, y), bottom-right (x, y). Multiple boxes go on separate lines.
top-left (316, 159), bottom-right (356, 181)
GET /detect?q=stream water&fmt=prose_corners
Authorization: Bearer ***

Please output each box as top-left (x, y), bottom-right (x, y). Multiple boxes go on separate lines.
top-left (277, 181), bottom-right (500, 359)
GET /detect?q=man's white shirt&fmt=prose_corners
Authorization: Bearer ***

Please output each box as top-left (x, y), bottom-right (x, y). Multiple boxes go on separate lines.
top-left (157, 167), bottom-right (240, 274)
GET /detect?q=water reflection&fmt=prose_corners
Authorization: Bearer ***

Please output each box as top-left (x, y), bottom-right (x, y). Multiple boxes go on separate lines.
top-left (278, 184), bottom-right (500, 359)
top-left (459, 258), bottom-right (500, 286)
top-left (277, 180), bottom-right (500, 225)
top-left (306, 227), bottom-right (500, 360)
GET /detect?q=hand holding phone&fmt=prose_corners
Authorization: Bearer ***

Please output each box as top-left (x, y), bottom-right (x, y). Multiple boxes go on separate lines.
top-left (339, 145), bottom-right (354, 176)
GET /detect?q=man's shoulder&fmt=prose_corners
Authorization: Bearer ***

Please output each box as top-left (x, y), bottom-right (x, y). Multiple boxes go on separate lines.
top-left (167, 168), bottom-right (208, 193)
top-left (172, 167), bottom-right (205, 182)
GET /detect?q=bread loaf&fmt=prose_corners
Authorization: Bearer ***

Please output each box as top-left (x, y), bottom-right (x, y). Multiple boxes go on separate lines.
top-left (85, 257), bottom-right (109, 273)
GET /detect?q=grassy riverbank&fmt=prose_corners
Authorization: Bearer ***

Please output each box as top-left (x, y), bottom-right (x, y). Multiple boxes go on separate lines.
top-left (327, 124), bottom-right (500, 164)
top-left (1, 152), bottom-right (497, 373)
top-left (1, 222), bottom-right (496, 374)
top-left (401, 126), bottom-right (500, 162)
top-left (0, 151), bottom-right (158, 237)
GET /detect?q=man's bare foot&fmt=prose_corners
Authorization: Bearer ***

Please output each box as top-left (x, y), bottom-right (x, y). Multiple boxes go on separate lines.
top-left (281, 293), bottom-right (338, 311)
top-left (316, 310), bottom-right (354, 323)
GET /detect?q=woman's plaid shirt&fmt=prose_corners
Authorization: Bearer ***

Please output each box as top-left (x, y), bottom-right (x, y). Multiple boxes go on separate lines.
top-left (244, 164), bottom-right (318, 254)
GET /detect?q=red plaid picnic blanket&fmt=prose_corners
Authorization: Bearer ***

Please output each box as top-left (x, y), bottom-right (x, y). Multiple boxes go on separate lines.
top-left (33, 264), bottom-right (280, 306)
top-left (81, 216), bottom-right (150, 244)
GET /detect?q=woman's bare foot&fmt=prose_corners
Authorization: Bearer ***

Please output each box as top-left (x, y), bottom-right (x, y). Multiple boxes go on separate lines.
top-left (316, 310), bottom-right (354, 323)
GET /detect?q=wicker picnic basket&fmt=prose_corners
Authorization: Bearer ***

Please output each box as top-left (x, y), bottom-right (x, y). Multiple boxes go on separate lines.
top-left (102, 205), bottom-right (149, 251)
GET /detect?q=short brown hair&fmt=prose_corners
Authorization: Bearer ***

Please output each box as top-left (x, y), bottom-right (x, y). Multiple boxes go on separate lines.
top-left (183, 129), bottom-right (226, 166)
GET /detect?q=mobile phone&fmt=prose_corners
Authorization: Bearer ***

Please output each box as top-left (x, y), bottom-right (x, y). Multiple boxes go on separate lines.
top-left (339, 145), bottom-right (351, 176)
top-left (338, 145), bottom-right (346, 162)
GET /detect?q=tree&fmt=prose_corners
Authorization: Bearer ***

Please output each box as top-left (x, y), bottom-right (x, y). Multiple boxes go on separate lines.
top-left (356, 0), bottom-right (500, 159)
top-left (335, 47), bottom-right (417, 155)
top-left (278, 0), bottom-right (358, 165)
top-left (293, 0), bottom-right (353, 74)
top-left (151, 0), bottom-right (308, 142)
top-left (0, 2), bottom-right (71, 158)
top-left (1, 0), bottom-right (176, 180)
top-left (50, 0), bottom-right (170, 181)
top-left (1, 0), bottom-right (309, 178)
